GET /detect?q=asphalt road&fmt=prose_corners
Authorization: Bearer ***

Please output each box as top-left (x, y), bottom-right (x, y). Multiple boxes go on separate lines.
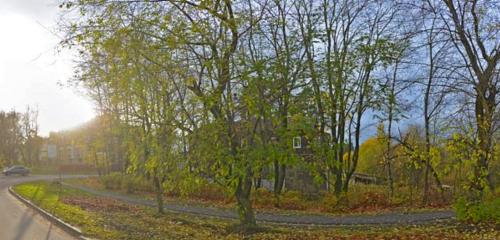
top-left (0, 175), bottom-right (76, 240)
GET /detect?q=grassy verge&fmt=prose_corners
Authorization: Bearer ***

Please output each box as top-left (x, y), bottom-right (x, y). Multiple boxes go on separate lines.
top-left (13, 181), bottom-right (499, 240)
top-left (13, 181), bottom-right (121, 239)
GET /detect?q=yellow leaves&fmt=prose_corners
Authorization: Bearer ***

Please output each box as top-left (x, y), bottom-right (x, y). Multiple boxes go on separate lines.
top-left (357, 137), bottom-right (385, 174)
top-left (429, 146), bottom-right (443, 173)
top-left (165, 35), bottom-right (178, 49)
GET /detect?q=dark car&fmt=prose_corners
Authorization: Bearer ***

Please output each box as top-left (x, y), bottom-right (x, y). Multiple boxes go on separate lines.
top-left (3, 165), bottom-right (30, 176)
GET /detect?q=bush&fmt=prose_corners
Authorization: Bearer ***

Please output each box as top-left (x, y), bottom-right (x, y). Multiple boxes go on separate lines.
top-left (279, 191), bottom-right (308, 210)
top-left (319, 192), bottom-right (338, 212)
top-left (253, 188), bottom-right (275, 209)
top-left (121, 176), bottom-right (152, 194)
top-left (100, 173), bottom-right (153, 193)
top-left (188, 183), bottom-right (229, 202)
top-left (346, 184), bottom-right (392, 211)
top-left (101, 173), bottom-right (123, 190)
top-left (454, 197), bottom-right (500, 224)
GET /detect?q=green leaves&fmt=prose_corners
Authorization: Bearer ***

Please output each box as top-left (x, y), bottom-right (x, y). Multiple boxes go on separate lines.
top-left (455, 196), bottom-right (500, 224)
top-left (56, 0), bottom-right (500, 224)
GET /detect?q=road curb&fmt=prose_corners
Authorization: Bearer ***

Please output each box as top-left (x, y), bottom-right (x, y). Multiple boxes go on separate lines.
top-left (8, 185), bottom-right (94, 240)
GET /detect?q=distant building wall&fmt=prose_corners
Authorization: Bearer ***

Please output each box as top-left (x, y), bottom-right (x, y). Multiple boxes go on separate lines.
top-left (47, 144), bottom-right (57, 160)
top-left (39, 143), bottom-right (85, 165)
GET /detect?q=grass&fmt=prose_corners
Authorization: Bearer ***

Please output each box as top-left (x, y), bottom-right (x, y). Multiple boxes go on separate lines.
top-left (13, 181), bottom-right (121, 239)
top-left (13, 181), bottom-right (499, 239)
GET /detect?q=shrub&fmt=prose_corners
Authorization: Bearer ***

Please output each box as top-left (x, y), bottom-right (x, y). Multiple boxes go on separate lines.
top-left (187, 183), bottom-right (229, 203)
top-left (100, 173), bottom-right (153, 193)
top-left (454, 197), bottom-right (500, 224)
top-left (252, 188), bottom-right (275, 209)
top-left (100, 173), bottom-right (124, 190)
top-left (121, 175), bottom-right (152, 194)
top-left (279, 191), bottom-right (307, 210)
top-left (320, 192), bottom-right (338, 212)
top-left (122, 177), bottom-right (136, 194)
top-left (347, 185), bottom-right (392, 211)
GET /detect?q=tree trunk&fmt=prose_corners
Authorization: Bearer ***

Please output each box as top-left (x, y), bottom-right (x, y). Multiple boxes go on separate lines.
top-left (254, 175), bottom-right (262, 189)
top-left (334, 163), bottom-right (343, 196)
top-left (423, 118), bottom-right (432, 205)
top-left (423, 72), bottom-right (432, 205)
top-left (274, 161), bottom-right (286, 195)
top-left (153, 176), bottom-right (164, 214)
top-left (343, 57), bottom-right (373, 194)
top-left (473, 85), bottom-right (495, 197)
top-left (235, 169), bottom-right (256, 227)
top-left (334, 114), bottom-right (346, 196)
top-left (274, 109), bottom-right (288, 197)
top-left (385, 54), bottom-right (401, 198)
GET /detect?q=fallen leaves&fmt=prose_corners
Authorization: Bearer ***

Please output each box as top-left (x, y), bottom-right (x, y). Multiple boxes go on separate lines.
top-left (61, 196), bottom-right (141, 213)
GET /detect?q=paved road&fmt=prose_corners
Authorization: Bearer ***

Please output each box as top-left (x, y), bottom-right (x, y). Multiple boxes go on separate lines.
top-left (0, 175), bottom-right (76, 240)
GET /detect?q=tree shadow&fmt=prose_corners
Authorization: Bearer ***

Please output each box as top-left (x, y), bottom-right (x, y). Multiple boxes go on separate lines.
top-left (13, 184), bottom-right (56, 240)
top-left (13, 209), bottom-right (36, 240)
top-left (44, 223), bottom-right (53, 240)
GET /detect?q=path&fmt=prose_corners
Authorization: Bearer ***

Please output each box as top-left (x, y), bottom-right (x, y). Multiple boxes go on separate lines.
top-left (64, 183), bottom-right (456, 226)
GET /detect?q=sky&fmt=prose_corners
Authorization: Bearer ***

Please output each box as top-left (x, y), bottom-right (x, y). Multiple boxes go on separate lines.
top-left (0, 0), bottom-right (95, 136)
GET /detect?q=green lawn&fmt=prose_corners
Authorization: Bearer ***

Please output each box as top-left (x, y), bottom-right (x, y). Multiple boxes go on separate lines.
top-left (13, 181), bottom-right (120, 239)
top-left (13, 181), bottom-right (499, 240)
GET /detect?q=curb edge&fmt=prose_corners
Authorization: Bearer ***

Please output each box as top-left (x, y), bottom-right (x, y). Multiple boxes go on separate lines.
top-left (8, 185), bottom-right (94, 240)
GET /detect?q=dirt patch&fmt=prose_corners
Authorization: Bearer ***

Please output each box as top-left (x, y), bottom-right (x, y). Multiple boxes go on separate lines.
top-left (61, 196), bottom-right (141, 213)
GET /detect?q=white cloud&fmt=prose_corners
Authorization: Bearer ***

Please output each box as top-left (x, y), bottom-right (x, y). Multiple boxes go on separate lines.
top-left (0, 1), bottom-right (95, 136)
top-left (0, 0), bottom-right (59, 22)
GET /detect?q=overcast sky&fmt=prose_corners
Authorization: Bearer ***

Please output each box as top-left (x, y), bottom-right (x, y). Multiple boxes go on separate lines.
top-left (0, 0), bottom-right (94, 136)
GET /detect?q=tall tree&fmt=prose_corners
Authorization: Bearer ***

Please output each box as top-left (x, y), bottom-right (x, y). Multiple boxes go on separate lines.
top-left (438, 0), bottom-right (499, 196)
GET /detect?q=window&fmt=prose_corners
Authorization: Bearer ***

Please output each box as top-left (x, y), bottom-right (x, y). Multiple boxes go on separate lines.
top-left (293, 136), bottom-right (302, 149)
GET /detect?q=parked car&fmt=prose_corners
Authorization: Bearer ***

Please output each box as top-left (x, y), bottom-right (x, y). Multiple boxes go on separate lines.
top-left (3, 165), bottom-right (30, 176)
